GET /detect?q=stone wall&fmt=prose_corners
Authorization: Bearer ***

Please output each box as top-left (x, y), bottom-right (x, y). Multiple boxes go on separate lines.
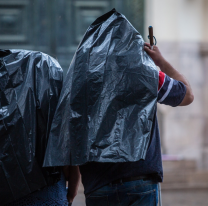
top-left (162, 160), bottom-right (208, 206)
top-left (158, 42), bottom-right (206, 169)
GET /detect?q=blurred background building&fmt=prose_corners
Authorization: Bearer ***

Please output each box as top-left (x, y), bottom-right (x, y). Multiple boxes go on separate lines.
top-left (1, 0), bottom-right (208, 205)
top-left (0, 0), bottom-right (144, 74)
top-left (145, 1), bottom-right (208, 206)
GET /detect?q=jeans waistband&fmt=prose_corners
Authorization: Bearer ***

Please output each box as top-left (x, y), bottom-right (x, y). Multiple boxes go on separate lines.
top-left (110, 175), bottom-right (151, 185)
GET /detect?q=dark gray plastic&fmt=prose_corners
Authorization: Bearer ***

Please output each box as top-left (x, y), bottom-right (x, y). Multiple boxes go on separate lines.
top-left (43, 9), bottom-right (159, 167)
top-left (0, 50), bottom-right (63, 205)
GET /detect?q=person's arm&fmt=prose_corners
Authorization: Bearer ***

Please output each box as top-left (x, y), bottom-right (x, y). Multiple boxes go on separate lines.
top-left (63, 166), bottom-right (81, 204)
top-left (144, 42), bottom-right (194, 106)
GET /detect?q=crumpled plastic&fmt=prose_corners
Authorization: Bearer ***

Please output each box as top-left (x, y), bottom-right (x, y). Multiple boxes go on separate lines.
top-left (0, 49), bottom-right (63, 205)
top-left (43, 9), bottom-right (158, 167)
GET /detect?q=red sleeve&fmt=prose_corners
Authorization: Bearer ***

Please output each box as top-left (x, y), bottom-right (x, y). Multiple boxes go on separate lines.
top-left (158, 71), bottom-right (165, 91)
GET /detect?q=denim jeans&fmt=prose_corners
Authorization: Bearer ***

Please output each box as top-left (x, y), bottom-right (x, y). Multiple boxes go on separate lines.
top-left (86, 179), bottom-right (158, 206)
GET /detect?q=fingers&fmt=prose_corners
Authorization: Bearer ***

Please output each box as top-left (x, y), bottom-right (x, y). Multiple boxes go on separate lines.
top-left (144, 45), bottom-right (154, 54)
top-left (67, 192), bottom-right (73, 204)
top-left (144, 42), bottom-right (158, 50)
top-left (66, 188), bottom-right (73, 204)
top-left (144, 42), bottom-right (151, 48)
top-left (144, 42), bottom-right (159, 55)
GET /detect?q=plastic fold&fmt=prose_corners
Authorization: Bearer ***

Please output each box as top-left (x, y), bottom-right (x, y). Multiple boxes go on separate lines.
top-left (43, 9), bottom-right (159, 167)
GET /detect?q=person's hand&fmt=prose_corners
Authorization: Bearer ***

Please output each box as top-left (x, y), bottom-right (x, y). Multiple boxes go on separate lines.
top-left (67, 189), bottom-right (74, 204)
top-left (144, 42), bottom-right (165, 67)
top-left (63, 166), bottom-right (81, 204)
top-left (144, 43), bottom-right (194, 106)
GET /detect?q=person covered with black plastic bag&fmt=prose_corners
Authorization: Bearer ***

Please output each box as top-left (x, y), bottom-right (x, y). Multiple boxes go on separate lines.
top-left (0, 49), bottom-right (70, 205)
top-left (43, 9), bottom-right (194, 206)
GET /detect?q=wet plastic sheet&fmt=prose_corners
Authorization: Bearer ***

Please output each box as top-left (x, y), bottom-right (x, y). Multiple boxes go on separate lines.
top-left (44, 9), bottom-right (159, 167)
top-left (0, 50), bottom-right (63, 205)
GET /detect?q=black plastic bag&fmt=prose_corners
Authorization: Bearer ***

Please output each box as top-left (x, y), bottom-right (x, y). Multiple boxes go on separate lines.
top-left (0, 49), bottom-right (63, 205)
top-left (44, 9), bottom-right (158, 167)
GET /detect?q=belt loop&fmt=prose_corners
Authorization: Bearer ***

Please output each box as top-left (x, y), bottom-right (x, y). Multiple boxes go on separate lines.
top-left (120, 179), bottom-right (123, 185)
top-left (109, 182), bottom-right (112, 187)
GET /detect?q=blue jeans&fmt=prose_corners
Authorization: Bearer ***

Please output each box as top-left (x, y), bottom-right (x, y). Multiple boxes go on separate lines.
top-left (86, 179), bottom-right (158, 206)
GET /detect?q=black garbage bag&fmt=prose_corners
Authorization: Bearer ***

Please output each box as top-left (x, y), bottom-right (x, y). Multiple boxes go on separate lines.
top-left (43, 9), bottom-right (158, 167)
top-left (0, 49), bottom-right (63, 205)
